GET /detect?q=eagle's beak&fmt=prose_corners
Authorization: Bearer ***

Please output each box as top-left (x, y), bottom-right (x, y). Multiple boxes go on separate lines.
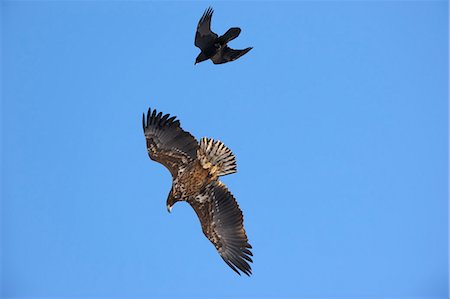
top-left (167, 205), bottom-right (172, 213)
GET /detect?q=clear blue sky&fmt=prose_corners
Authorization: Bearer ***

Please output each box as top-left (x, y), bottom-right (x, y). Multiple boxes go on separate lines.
top-left (1, 1), bottom-right (448, 298)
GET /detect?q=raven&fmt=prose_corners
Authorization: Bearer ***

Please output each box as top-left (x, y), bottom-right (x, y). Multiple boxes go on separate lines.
top-left (143, 107), bottom-right (253, 276)
top-left (195, 7), bottom-right (252, 65)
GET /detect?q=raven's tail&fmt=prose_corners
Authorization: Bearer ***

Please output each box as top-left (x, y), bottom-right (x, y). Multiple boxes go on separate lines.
top-left (197, 138), bottom-right (237, 177)
top-left (218, 27), bottom-right (241, 44)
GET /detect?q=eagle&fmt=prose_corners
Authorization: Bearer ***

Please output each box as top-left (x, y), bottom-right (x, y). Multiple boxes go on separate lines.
top-left (194, 7), bottom-right (253, 65)
top-left (142, 108), bottom-right (253, 276)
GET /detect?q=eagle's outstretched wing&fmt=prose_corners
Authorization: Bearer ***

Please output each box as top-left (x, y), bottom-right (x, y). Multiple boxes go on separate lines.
top-left (195, 7), bottom-right (218, 51)
top-left (142, 108), bottom-right (198, 177)
top-left (212, 46), bottom-right (253, 65)
top-left (189, 181), bottom-right (253, 276)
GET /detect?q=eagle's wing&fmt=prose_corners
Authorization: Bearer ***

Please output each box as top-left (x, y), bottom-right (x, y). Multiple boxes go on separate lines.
top-left (211, 46), bottom-right (253, 65)
top-left (195, 7), bottom-right (218, 50)
top-left (142, 108), bottom-right (198, 177)
top-left (189, 181), bottom-right (253, 276)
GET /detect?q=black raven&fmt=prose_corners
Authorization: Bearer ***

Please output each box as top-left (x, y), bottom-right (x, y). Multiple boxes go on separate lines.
top-left (194, 7), bottom-right (252, 65)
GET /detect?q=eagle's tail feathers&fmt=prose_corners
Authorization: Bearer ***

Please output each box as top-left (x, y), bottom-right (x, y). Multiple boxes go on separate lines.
top-left (198, 138), bottom-right (237, 177)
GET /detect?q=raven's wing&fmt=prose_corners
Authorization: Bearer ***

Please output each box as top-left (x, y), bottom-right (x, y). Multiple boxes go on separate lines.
top-left (189, 181), bottom-right (253, 276)
top-left (142, 108), bottom-right (198, 177)
top-left (217, 27), bottom-right (241, 45)
top-left (195, 7), bottom-right (218, 50)
top-left (211, 46), bottom-right (253, 64)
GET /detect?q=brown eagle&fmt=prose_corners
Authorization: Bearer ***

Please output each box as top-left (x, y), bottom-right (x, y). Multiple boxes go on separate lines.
top-left (142, 108), bottom-right (253, 276)
top-left (194, 7), bottom-right (253, 65)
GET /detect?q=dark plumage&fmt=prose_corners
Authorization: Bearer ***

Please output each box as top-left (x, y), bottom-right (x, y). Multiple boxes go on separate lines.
top-left (143, 107), bottom-right (253, 276)
top-left (194, 7), bottom-right (252, 65)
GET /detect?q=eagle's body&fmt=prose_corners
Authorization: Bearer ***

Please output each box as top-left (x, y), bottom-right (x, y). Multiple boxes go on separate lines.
top-left (143, 108), bottom-right (253, 276)
top-left (173, 160), bottom-right (213, 199)
top-left (195, 7), bottom-right (252, 65)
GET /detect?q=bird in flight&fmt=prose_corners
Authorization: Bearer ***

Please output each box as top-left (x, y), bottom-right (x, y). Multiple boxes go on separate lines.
top-left (142, 108), bottom-right (253, 276)
top-left (194, 7), bottom-right (252, 65)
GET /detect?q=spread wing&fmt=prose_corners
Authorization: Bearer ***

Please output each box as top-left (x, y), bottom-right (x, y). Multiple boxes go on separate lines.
top-left (217, 27), bottom-right (241, 45)
top-left (189, 181), bottom-right (253, 276)
top-left (211, 46), bottom-right (253, 65)
top-left (142, 108), bottom-right (198, 177)
top-left (195, 7), bottom-right (218, 51)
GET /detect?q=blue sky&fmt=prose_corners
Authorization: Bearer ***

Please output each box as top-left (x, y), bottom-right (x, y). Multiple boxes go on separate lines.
top-left (1, 1), bottom-right (448, 298)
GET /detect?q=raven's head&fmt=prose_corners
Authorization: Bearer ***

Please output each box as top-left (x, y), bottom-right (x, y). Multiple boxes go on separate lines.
top-left (166, 188), bottom-right (181, 213)
top-left (195, 52), bottom-right (208, 65)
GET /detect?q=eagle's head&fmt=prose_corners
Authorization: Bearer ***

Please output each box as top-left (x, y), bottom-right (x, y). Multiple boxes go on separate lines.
top-left (166, 189), bottom-right (181, 213)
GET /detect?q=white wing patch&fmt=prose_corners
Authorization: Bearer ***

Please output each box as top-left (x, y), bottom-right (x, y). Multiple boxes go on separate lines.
top-left (195, 190), bottom-right (211, 203)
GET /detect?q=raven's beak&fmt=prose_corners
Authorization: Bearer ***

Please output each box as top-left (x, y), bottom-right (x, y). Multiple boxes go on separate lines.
top-left (167, 205), bottom-right (172, 213)
top-left (194, 61), bottom-right (197, 65)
